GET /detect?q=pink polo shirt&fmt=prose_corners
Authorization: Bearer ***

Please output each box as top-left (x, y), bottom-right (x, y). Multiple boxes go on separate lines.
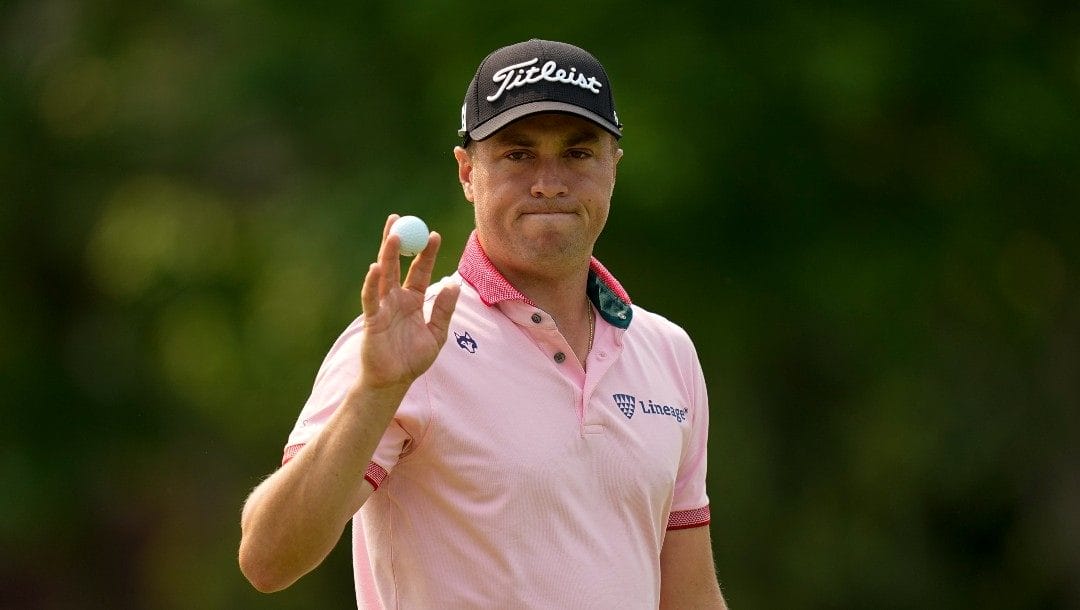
top-left (285, 232), bottom-right (712, 609)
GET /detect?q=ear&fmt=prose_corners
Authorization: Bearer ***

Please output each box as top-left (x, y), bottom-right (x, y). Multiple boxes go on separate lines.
top-left (611, 146), bottom-right (624, 189)
top-left (453, 146), bottom-right (475, 203)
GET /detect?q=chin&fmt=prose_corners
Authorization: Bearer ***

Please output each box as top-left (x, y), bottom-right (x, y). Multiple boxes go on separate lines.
top-left (525, 233), bottom-right (591, 262)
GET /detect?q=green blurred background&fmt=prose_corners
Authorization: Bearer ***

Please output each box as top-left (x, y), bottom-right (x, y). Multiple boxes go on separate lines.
top-left (2, 1), bottom-right (1078, 608)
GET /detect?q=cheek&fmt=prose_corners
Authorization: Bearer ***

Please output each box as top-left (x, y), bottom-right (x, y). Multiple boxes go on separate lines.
top-left (465, 167), bottom-right (492, 203)
top-left (470, 165), bottom-right (502, 197)
top-left (475, 171), bottom-right (519, 207)
top-left (594, 200), bottom-right (610, 227)
top-left (587, 169), bottom-right (617, 199)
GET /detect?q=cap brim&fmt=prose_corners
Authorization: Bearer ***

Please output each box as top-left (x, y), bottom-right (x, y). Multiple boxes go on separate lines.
top-left (467, 101), bottom-right (622, 141)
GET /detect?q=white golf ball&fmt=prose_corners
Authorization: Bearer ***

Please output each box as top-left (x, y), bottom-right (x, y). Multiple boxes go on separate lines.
top-left (390, 215), bottom-right (430, 256)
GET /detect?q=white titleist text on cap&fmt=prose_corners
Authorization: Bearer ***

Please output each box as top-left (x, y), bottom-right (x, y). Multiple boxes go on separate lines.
top-left (487, 58), bottom-right (604, 102)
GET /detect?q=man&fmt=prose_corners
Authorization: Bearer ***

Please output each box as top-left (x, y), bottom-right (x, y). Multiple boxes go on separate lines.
top-left (239, 39), bottom-right (728, 609)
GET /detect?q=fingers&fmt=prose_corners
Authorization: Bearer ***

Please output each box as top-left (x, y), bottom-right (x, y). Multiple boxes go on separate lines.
top-left (402, 231), bottom-right (441, 294)
top-left (381, 214), bottom-right (399, 241)
top-left (360, 262), bottom-right (381, 317)
top-left (368, 214), bottom-right (447, 316)
top-left (375, 215), bottom-right (402, 296)
top-left (427, 280), bottom-right (461, 342)
top-left (365, 215), bottom-right (400, 314)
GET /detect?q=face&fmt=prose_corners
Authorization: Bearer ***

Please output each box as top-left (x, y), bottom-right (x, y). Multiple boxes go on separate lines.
top-left (454, 113), bottom-right (623, 283)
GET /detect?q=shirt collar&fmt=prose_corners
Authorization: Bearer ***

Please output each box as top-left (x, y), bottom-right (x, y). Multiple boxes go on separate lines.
top-left (457, 231), bottom-right (633, 329)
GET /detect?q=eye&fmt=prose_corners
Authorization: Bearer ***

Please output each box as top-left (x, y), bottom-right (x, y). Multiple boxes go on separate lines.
top-left (505, 150), bottom-right (532, 161)
top-left (566, 149), bottom-right (593, 160)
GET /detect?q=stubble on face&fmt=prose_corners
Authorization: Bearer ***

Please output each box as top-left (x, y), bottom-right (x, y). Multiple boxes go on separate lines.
top-left (459, 115), bottom-right (622, 283)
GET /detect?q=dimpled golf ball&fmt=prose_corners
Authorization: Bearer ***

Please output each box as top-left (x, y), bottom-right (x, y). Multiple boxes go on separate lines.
top-left (390, 215), bottom-right (430, 256)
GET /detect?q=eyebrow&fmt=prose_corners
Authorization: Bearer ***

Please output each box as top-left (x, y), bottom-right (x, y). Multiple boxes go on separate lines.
top-left (565, 130), bottom-right (602, 147)
top-left (492, 125), bottom-right (603, 148)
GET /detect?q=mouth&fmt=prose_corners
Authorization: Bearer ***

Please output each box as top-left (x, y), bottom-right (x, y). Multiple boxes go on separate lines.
top-left (519, 206), bottom-right (579, 217)
top-left (518, 211), bottom-right (580, 226)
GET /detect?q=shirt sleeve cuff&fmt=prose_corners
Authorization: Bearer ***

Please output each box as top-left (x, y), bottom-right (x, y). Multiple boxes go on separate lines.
top-left (667, 505), bottom-right (711, 530)
top-left (363, 462), bottom-right (389, 491)
top-left (282, 443), bottom-right (304, 465)
top-left (283, 447), bottom-right (388, 492)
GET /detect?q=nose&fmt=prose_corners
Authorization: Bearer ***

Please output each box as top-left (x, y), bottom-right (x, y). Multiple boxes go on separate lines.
top-left (530, 158), bottom-right (568, 199)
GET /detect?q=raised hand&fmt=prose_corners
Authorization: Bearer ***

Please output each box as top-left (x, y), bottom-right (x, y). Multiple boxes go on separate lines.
top-left (358, 214), bottom-right (460, 392)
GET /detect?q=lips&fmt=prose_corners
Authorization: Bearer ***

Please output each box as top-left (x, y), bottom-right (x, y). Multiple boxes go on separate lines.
top-left (518, 205), bottom-right (579, 216)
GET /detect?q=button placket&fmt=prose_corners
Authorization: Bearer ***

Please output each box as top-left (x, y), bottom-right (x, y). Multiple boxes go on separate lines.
top-left (519, 308), bottom-right (581, 367)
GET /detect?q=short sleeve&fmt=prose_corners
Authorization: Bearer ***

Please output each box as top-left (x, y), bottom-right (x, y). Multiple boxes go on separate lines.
top-left (667, 340), bottom-right (711, 530)
top-left (282, 316), bottom-right (429, 490)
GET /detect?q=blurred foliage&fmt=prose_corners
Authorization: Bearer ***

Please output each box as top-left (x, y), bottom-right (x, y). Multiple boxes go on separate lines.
top-left (2, 1), bottom-right (1078, 608)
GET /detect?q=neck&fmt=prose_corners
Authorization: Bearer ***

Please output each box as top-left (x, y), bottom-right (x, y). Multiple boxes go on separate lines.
top-left (514, 270), bottom-right (596, 369)
top-left (506, 267), bottom-right (589, 320)
top-left (478, 239), bottom-right (596, 365)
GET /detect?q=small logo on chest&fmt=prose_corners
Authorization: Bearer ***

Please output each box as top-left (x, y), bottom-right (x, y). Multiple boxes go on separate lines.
top-left (611, 393), bottom-right (687, 423)
top-left (454, 331), bottom-right (478, 353)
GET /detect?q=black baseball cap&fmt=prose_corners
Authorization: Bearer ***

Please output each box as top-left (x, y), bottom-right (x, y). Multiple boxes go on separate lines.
top-left (458, 39), bottom-right (623, 144)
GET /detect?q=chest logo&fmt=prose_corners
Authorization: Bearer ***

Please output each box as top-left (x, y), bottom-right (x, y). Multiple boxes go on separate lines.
top-left (611, 393), bottom-right (688, 423)
top-left (612, 393), bottom-right (637, 419)
top-left (454, 331), bottom-right (478, 353)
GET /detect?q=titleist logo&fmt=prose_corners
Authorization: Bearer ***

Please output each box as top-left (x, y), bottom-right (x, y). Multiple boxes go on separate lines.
top-left (487, 58), bottom-right (603, 102)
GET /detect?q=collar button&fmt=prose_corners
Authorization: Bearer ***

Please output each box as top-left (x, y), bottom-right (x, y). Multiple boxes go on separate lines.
top-left (531, 313), bottom-right (542, 324)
